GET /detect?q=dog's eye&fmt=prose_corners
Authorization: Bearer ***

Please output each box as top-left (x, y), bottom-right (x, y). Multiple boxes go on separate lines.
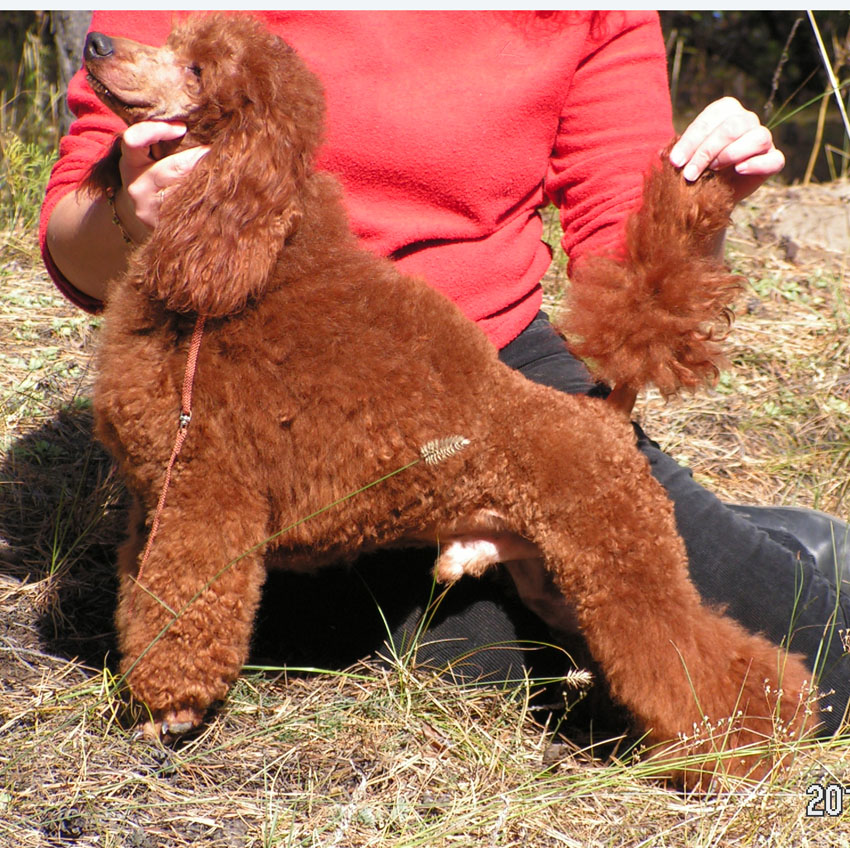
top-left (189, 64), bottom-right (202, 78)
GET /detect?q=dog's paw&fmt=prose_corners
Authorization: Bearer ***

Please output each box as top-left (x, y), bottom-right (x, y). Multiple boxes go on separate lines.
top-left (139, 708), bottom-right (205, 743)
top-left (656, 677), bottom-right (818, 791)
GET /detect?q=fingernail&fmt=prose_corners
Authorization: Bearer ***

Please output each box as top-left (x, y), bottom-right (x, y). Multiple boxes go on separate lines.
top-left (669, 147), bottom-right (684, 168)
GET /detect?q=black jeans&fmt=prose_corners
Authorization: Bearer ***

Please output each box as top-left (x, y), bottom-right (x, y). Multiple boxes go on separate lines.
top-left (255, 313), bottom-right (849, 734)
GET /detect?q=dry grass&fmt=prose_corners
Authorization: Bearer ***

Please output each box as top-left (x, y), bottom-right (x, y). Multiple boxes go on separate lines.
top-left (2, 184), bottom-right (850, 846)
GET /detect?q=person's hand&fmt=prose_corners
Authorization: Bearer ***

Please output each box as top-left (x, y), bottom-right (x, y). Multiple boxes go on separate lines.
top-left (668, 97), bottom-right (784, 203)
top-left (113, 120), bottom-right (209, 240)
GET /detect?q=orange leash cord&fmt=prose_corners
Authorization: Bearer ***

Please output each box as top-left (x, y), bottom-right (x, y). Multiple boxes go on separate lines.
top-left (132, 314), bottom-right (206, 603)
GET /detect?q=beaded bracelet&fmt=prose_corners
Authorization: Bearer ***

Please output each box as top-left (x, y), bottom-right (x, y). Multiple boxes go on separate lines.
top-left (106, 189), bottom-right (135, 245)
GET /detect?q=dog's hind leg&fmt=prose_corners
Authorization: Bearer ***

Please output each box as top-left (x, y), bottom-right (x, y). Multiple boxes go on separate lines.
top-left (545, 470), bottom-right (812, 783)
top-left (115, 484), bottom-right (269, 737)
top-left (457, 389), bottom-right (817, 785)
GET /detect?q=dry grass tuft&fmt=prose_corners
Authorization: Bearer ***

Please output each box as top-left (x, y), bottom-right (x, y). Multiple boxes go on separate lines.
top-left (2, 183), bottom-right (850, 845)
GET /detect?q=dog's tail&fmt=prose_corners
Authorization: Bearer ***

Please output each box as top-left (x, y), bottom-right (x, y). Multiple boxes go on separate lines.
top-left (557, 151), bottom-right (744, 405)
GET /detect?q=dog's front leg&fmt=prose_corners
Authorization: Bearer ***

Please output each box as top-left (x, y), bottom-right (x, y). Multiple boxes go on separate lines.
top-left (115, 487), bottom-right (268, 738)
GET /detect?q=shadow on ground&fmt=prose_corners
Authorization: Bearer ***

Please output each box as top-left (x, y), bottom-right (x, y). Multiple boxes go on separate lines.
top-left (0, 406), bottom-right (123, 666)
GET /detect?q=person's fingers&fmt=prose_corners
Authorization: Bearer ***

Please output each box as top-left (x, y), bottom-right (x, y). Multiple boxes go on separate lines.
top-left (120, 121), bottom-right (187, 171)
top-left (146, 145), bottom-right (210, 192)
top-left (123, 144), bottom-right (209, 230)
top-left (729, 141), bottom-right (785, 177)
top-left (683, 124), bottom-right (777, 183)
top-left (667, 97), bottom-right (784, 201)
top-left (670, 98), bottom-right (763, 181)
top-left (669, 98), bottom-right (749, 162)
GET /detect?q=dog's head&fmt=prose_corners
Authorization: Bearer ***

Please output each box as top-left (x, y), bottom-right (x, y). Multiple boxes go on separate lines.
top-left (85, 13), bottom-right (325, 317)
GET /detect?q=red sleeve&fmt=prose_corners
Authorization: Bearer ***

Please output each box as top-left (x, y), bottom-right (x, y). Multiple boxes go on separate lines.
top-left (39, 11), bottom-right (177, 311)
top-left (544, 11), bottom-right (673, 269)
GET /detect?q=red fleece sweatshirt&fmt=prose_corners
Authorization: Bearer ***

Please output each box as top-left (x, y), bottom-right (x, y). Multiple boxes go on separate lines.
top-left (40, 10), bottom-right (673, 349)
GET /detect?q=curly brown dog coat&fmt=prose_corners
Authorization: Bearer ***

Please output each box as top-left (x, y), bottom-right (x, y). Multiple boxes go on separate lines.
top-left (83, 13), bottom-right (816, 786)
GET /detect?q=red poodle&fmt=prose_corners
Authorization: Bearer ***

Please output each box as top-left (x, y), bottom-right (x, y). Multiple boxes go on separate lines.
top-left (82, 13), bottom-right (816, 787)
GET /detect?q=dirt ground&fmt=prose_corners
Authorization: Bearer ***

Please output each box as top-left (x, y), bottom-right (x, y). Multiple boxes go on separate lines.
top-left (746, 180), bottom-right (850, 264)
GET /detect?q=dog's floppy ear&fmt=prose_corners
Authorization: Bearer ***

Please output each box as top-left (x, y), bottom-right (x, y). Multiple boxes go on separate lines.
top-left (138, 117), bottom-right (306, 318)
top-left (135, 22), bottom-right (325, 318)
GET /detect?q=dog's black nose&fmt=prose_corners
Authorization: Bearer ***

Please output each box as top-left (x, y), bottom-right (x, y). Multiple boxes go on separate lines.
top-left (84, 32), bottom-right (114, 59)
